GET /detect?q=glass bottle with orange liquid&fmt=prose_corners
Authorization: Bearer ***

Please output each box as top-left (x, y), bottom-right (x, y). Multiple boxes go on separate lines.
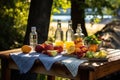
top-left (54, 20), bottom-right (64, 47)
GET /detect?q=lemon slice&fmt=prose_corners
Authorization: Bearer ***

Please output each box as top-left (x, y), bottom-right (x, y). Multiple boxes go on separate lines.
top-left (67, 46), bottom-right (75, 54)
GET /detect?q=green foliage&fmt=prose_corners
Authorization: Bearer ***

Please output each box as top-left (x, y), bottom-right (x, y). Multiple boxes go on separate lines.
top-left (84, 35), bottom-right (101, 44)
top-left (85, 0), bottom-right (120, 17)
top-left (51, 0), bottom-right (71, 14)
top-left (0, 0), bottom-right (30, 50)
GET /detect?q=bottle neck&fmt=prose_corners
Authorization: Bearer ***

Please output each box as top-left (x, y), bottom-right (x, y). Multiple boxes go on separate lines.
top-left (57, 23), bottom-right (61, 29)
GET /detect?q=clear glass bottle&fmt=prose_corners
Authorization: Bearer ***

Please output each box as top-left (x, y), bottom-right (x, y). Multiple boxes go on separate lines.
top-left (74, 24), bottom-right (85, 39)
top-left (74, 24), bottom-right (85, 46)
top-left (66, 20), bottom-right (74, 41)
top-left (54, 20), bottom-right (64, 47)
top-left (30, 26), bottom-right (38, 49)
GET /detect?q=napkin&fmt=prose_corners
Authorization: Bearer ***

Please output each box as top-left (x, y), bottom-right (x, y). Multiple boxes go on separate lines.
top-left (38, 54), bottom-right (69, 71)
top-left (10, 52), bottom-right (40, 73)
top-left (61, 57), bottom-right (87, 77)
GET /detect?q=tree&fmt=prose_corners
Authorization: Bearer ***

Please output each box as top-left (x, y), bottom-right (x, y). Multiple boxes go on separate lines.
top-left (71, 0), bottom-right (88, 36)
top-left (0, 0), bottom-right (29, 50)
top-left (24, 0), bottom-right (53, 44)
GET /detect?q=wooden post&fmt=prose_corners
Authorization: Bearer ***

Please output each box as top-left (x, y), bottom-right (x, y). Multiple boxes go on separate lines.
top-left (1, 59), bottom-right (11, 80)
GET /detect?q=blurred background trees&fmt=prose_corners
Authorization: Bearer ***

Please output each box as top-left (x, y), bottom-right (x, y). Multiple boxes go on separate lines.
top-left (0, 0), bottom-right (30, 50)
top-left (0, 0), bottom-right (120, 51)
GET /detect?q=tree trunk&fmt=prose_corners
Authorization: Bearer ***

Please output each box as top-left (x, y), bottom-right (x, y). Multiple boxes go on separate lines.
top-left (24, 0), bottom-right (53, 45)
top-left (21, 0), bottom-right (53, 80)
top-left (71, 0), bottom-right (88, 36)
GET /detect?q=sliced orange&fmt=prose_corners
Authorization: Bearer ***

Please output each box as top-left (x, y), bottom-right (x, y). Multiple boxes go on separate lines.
top-left (67, 45), bottom-right (75, 54)
top-left (54, 41), bottom-right (64, 47)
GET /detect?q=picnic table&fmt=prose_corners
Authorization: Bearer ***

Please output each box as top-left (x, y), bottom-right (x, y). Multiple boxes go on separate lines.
top-left (0, 48), bottom-right (120, 80)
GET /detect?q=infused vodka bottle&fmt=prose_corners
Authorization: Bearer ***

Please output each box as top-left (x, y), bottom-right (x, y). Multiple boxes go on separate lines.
top-left (30, 27), bottom-right (38, 49)
top-left (66, 20), bottom-right (74, 41)
top-left (54, 20), bottom-right (64, 47)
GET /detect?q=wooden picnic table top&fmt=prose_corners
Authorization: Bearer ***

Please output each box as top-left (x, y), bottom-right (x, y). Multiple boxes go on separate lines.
top-left (0, 48), bottom-right (120, 80)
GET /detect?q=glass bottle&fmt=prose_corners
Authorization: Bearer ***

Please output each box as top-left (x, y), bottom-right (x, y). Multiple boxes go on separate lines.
top-left (74, 24), bottom-right (85, 46)
top-left (65, 20), bottom-right (75, 52)
top-left (30, 26), bottom-right (38, 49)
top-left (77, 24), bottom-right (85, 39)
top-left (54, 20), bottom-right (64, 47)
top-left (66, 20), bottom-right (74, 41)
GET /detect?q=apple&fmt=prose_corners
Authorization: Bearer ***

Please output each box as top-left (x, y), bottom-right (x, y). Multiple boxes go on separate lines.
top-left (44, 44), bottom-right (54, 50)
top-left (35, 44), bottom-right (44, 53)
top-left (47, 50), bottom-right (58, 56)
top-left (54, 46), bottom-right (63, 53)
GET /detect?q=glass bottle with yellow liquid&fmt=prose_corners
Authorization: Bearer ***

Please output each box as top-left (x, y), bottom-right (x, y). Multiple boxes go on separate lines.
top-left (65, 20), bottom-right (75, 54)
top-left (54, 20), bottom-right (64, 47)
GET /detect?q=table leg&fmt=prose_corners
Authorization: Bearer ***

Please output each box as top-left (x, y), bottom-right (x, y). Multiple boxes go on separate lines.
top-left (1, 58), bottom-right (11, 80)
top-left (47, 75), bottom-right (55, 80)
top-left (89, 71), bottom-right (95, 80)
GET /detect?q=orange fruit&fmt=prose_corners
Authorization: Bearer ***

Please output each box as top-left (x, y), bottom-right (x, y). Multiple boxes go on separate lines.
top-left (88, 44), bottom-right (98, 52)
top-left (21, 45), bottom-right (32, 53)
top-left (75, 42), bottom-right (83, 48)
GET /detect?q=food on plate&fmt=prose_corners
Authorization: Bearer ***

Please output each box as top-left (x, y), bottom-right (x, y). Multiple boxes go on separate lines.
top-left (44, 43), bottom-right (54, 51)
top-left (85, 51), bottom-right (94, 58)
top-left (88, 44), bottom-right (98, 52)
top-left (74, 46), bottom-right (88, 58)
top-left (35, 44), bottom-right (44, 53)
top-left (21, 45), bottom-right (32, 53)
top-left (98, 50), bottom-right (107, 58)
top-left (86, 50), bottom-right (107, 58)
top-left (65, 41), bottom-right (75, 50)
top-left (47, 50), bottom-right (58, 56)
top-left (67, 45), bottom-right (75, 54)
top-left (74, 38), bottom-right (84, 48)
top-left (93, 52), bottom-right (100, 58)
top-left (54, 41), bottom-right (64, 47)
top-left (54, 45), bottom-right (63, 53)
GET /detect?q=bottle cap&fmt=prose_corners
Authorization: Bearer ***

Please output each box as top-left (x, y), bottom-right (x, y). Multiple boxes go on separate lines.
top-left (31, 27), bottom-right (36, 31)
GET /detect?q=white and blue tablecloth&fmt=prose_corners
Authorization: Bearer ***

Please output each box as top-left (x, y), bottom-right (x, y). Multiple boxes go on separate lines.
top-left (10, 52), bottom-right (87, 77)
